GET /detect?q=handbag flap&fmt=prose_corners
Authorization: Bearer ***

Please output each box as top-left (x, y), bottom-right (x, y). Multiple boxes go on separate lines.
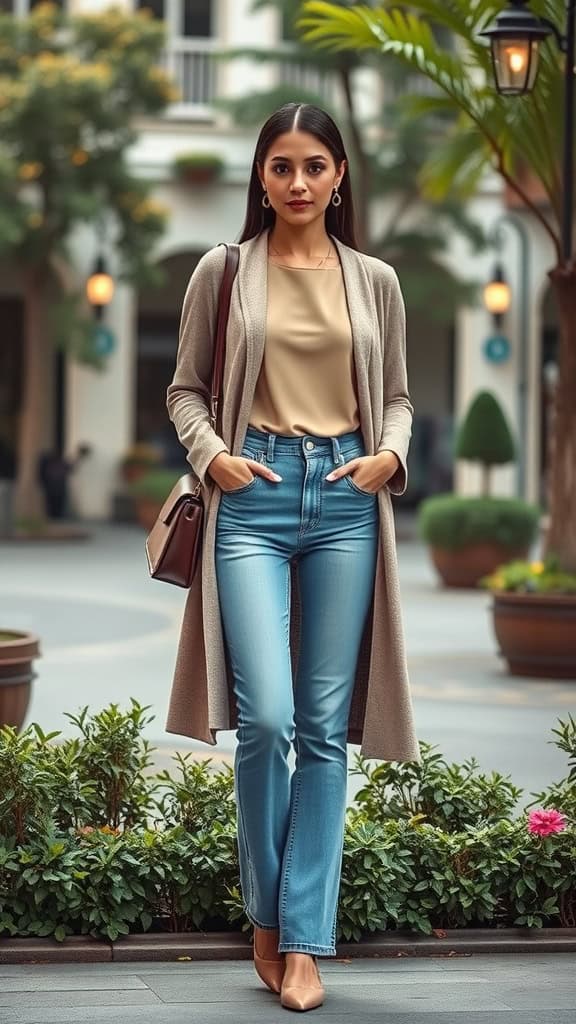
top-left (158, 473), bottom-right (198, 526)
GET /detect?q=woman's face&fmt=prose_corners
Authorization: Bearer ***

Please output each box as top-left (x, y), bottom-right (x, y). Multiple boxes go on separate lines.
top-left (257, 130), bottom-right (346, 224)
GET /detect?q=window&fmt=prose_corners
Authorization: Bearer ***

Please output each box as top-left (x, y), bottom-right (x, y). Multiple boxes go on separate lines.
top-left (135, 0), bottom-right (212, 38)
top-left (135, 0), bottom-right (164, 20)
top-left (183, 0), bottom-right (211, 37)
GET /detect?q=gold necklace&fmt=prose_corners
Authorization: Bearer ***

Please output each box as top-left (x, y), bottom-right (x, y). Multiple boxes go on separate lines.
top-left (269, 239), bottom-right (334, 269)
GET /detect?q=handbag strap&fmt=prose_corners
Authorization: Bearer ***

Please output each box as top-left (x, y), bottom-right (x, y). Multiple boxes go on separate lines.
top-left (210, 242), bottom-right (240, 432)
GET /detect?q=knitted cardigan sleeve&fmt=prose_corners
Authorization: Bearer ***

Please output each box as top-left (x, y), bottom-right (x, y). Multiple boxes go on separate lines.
top-left (166, 245), bottom-right (230, 487)
top-left (374, 264), bottom-right (413, 496)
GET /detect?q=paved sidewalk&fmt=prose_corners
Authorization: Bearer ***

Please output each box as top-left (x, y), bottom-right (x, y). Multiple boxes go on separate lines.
top-left (0, 954), bottom-right (574, 1023)
top-left (1, 522), bottom-right (573, 798)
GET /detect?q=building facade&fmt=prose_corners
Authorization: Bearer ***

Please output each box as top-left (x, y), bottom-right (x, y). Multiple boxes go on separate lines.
top-left (1, 0), bottom-right (559, 518)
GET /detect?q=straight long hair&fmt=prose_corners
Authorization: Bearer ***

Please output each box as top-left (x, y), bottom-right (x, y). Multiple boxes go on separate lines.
top-left (237, 103), bottom-right (360, 250)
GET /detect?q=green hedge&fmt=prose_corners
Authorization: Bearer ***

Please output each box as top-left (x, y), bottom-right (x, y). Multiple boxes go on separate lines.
top-left (127, 469), bottom-right (182, 502)
top-left (0, 702), bottom-right (574, 941)
top-left (418, 495), bottom-right (541, 550)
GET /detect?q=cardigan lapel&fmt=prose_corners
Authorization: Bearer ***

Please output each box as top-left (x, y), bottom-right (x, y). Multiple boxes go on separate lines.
top-left (233, 229), bottom-right (269, 454)
top-left (331, 233), bottom-right (377, 453)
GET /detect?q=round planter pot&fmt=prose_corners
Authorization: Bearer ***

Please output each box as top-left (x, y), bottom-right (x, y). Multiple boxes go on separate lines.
top-left (134, 498), bottom-right (162, 532)
top-left (178, 168), bottom-right (220, 185)
top-left (0, 630), bottom-right (41, 729)
top-left (492, 591), bottom-right (576, 679)
top-left (430, 543), bottom-right (528, 588)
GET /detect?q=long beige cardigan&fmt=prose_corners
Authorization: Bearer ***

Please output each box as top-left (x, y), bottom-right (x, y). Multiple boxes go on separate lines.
top-left (164, 227), bottom-right (421, 763)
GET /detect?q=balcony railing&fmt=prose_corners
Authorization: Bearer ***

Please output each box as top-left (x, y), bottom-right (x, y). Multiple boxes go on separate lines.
top-left (276, 52), bottom-right (336, 105)
top-left (160, 37), bottom-right (218, 118)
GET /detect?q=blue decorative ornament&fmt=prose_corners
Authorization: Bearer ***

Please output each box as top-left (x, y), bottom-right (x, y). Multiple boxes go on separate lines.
top-left (483, 334), bottom-right (511, 364)
top-left (93, 325), bottom-right (116, 357)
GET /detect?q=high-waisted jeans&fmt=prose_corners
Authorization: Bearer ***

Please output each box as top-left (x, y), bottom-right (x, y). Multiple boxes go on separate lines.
top-left (214, 425), bottom-right (379, 955)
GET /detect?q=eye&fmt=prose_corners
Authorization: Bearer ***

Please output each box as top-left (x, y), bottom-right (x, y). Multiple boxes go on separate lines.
top-left (308, 163), bottom-right (325, 173)
top-left (272, 164), bottom-right (288, 174)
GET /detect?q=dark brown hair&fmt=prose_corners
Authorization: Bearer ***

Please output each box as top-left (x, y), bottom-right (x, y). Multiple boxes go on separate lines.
top-left (236, 102), bottom-right (359, 249)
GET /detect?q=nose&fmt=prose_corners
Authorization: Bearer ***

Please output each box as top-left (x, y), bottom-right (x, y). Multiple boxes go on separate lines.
top-left (290, 172), bottom-right (306, 192)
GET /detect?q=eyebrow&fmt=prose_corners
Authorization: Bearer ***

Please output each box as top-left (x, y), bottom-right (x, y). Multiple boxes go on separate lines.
top-left (269, 155), bottom-right (327, 162)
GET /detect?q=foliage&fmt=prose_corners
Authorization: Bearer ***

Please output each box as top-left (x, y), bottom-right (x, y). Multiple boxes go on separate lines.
top-left (1, 704), bottom-right (574, 939)
top-left (120, 442), bottom-right (163, 470)
top-left (418, 495), bottom-right (540, 550)
top-left (482, 556), bottom-right (576, 596)
top-left (172, 152), bottom-right (225, 177)
top-left (297, 0), bottom-right (567, 259)
top-left (456, 390), bottom-right (515, 467)
top-left (0, 3), bottom-right (174, 284)
top-left (127, 468), bottom-right (182, 502)
top-left (213, 0), bottom-right (485, 322)
top-left (348, 740), bottom-right (522, 833)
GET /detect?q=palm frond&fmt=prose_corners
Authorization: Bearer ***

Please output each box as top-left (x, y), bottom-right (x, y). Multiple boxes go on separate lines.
top-left (298, 0), bottom-right (564, 253)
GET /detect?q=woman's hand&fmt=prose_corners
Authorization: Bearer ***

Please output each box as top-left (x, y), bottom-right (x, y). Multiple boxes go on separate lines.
top-left (208, 452), bottom-right (282, 492)
top-left (325, 451), bottom-right (400, 493)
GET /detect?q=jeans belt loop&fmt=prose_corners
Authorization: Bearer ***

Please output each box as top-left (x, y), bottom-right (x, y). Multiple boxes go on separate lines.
top-left (267, 432), bottom-right (275, 463)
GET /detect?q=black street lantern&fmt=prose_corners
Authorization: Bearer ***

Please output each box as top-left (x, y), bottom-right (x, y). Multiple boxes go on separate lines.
top-left (479, 1), bottom-right (551, 95)
top-left (86, 254), bottom-right (115, 320)
top-left (480, 0), bottom-right (575, 263)
top-left (484, 263), bottom-right (512, 328)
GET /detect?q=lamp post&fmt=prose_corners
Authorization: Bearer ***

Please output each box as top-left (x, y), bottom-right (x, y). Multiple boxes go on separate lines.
top-left (480, 0), bottom-right (574, 264)
top-left (483, 215), bottom-right (531, 499)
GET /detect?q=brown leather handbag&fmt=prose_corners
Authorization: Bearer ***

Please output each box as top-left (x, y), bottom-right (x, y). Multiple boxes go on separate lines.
top-left (145, 242), bottom-right (240, 587)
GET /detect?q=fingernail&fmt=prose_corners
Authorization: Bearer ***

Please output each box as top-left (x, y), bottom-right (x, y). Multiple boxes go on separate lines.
top-left (326, 473), bottom-right (335, 481)
top-left (272, 473), bottom-right (282, 481)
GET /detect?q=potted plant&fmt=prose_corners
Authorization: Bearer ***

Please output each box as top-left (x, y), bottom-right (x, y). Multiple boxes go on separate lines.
top-left (482, 558), bottom-right (576, 680)
top-left (119, 442), bottom-right (162, 485)
top-left (418, 392), bottom-right (540, 587)
top-left (0, 630), bottom-right (41, 729)
top-left (172, 152), bottom-right (225, 185)
top-left (128, 468), bottom-right (182, 531)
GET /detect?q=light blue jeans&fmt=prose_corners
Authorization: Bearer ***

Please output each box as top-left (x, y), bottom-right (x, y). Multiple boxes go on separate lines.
top-left (215, 426), bottom-right (379, 955)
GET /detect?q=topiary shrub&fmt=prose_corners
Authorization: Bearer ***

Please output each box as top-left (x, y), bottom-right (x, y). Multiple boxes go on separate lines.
top-left (456, 391), bottom-right (515, 496)
top-left (418, 495), bottom-right (540, 550)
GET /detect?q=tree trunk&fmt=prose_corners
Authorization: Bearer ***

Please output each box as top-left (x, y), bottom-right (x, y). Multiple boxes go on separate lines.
top-left (14, 265), bottom-right (52, 523)
top-left (545, 263), bottom-right (576, 572)
top-left (338, 66), bottom-right (370, 250)
top-left (481, 464), bottom-right (491, 498)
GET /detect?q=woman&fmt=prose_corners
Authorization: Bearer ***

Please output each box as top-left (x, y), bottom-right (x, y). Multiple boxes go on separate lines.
top-left (165, 102), bottom-right (420, 1012)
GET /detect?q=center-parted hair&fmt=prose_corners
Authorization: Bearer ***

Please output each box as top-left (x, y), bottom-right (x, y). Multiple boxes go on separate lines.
top-left (237, 102), bottom-right (359, 250)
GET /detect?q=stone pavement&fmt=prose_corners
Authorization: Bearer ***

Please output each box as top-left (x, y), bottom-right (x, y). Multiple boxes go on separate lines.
top-left (1, 521), bottom-right (573, 799)
top-left (0, 954), bottom-right (574, 1023)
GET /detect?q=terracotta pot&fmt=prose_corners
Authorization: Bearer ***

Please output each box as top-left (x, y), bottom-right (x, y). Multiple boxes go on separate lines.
top-left (0, 630), bottom-right (41, 730)
top-left (134, 498), bottom-right (163, 532)
top-left (178, 167), bottom-right (220, 185)
top-left (121, 463), bottom-right (150, 485)
top-left (430, 543), bottom-right (529, 588)
top-left (492, 592), bottom-right (576, 679)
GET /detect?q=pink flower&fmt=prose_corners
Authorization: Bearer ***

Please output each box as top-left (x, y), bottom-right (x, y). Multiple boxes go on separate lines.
top-left (527, 808), bottom-right (567, 837)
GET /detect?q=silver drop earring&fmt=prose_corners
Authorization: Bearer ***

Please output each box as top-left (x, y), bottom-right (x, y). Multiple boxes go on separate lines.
top-left (262, 190), bottom-right (271, 208)
top-left (331, 187), bottom-right (342, 207)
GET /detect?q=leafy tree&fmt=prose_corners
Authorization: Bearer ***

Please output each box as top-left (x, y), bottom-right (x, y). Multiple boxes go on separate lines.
top-left (298, 0), bottom-right (576, 571)
top-left (0, 3), bottom-right (177, 521)
top-left (212, 0), bottom-right (483, 321)
top-left (456, 390), bottom-right (516, 496)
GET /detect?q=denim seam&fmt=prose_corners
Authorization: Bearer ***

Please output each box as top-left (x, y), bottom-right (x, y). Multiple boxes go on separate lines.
top-left (279, 734), bottom-right (302, 930)
top-left (236, 743), bottom-right (256, 920)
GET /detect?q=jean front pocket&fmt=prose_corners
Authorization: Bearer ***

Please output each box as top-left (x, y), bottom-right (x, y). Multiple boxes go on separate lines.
top-left (221, 474), bottom-right (259, 497)
top-left (343, 474), bottom-right (378, 497)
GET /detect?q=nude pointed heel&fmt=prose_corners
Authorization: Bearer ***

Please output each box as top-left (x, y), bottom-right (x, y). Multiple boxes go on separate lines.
top-left (253, 926), bottom-right (285, 994)
top-left (280, 956), bottom-right (325, 1011)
